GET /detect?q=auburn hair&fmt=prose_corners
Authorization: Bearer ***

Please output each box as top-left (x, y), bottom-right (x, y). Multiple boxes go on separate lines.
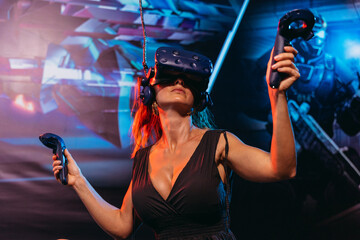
top-left (131, 77), bottom-right (216, 158)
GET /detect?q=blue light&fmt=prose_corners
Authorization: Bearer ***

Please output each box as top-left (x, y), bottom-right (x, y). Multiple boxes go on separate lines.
top-left (0, 136), bottom-right (117, 150)
top-left (207, 0), bottom-right (250, 93)
top-left (315, 30), bottom-right (325, 39)
top-left (345, 40), bottom-right (360, 60)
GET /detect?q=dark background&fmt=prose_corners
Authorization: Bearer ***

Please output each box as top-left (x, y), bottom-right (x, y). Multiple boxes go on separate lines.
top-left (1, 0), bottom-right (360, 239)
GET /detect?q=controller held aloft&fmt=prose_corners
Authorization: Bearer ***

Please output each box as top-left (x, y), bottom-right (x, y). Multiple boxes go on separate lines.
top-left (269, 9), bottom-right (315, 88)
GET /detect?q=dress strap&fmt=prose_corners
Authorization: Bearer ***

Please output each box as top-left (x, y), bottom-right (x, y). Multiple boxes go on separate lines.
top-left (221, 130), bottom-right (231, 232)
top-left (223, 131), bottom-right (229, 159)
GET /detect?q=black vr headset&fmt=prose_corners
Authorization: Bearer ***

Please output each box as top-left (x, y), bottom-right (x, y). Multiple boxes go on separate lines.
top-left (140, 47), bottom-right (213, 112)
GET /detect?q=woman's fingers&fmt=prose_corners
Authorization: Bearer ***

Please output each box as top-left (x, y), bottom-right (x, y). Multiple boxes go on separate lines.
top-left (284, 45), bottom-right (298, 55)
top-left (278, 68), bottom-right (300, 91)
top-left (272, 59), bottom-right (296, 70)
top-left (273, 46), bottom-right (298, 62)
top-left (52, 158), bottom-right (62, 182)
top-left (53, 165), bottom-right (62, 174)
top-left (51, 149), bottom-right (80, 186)
top-left (277, 69), bottom-right (299, 80)
top-left (52, 160), bottom-right (61, 167)
top-left (269, 46), bottom-right (300, 92)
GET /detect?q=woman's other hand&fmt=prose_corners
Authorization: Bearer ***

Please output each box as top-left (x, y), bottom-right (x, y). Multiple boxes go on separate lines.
top-left (52, 149), bottom-right (82, 186)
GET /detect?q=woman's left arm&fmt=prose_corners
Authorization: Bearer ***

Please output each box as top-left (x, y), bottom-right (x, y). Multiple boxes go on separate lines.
top-left (266, 46), bottom-right (298, 180)
top-left (218, 46), bottom-right (299, 182)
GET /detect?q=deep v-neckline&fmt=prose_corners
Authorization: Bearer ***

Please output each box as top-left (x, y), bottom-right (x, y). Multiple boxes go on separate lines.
top-left (146, 130), bottom-right (210, 202)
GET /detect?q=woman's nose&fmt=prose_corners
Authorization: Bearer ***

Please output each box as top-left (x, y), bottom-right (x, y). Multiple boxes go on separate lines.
top-left (174, 78), bottom-right (184, 86)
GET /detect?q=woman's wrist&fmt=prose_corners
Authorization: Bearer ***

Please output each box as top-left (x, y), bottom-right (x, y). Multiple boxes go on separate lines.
top-left (277, 90), bottom-right (288, 100)
top-left (268, 87), bottom-right (287, 101)
top-left (72, 173), bottom-right (87, 191)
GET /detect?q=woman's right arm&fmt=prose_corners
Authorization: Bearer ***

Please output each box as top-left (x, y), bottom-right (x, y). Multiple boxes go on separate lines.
top-left (52, 149), bottom-right (134, 240)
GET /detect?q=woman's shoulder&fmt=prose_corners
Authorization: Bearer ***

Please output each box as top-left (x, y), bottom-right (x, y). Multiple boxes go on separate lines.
top-left (203, 128), bottom-right (229, 137)
top-left (215, 130), bottom-right (244, 159)
top-left (132, 145), bottom-right (153, 173)
top-left (191, 128), bottom-right (220, 141)
top-left (133, 145), bottom-right (153, 163)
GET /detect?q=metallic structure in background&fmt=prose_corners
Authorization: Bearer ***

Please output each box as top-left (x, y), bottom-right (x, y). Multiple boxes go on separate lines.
top-left (0, 0), bottom-right (246, 148)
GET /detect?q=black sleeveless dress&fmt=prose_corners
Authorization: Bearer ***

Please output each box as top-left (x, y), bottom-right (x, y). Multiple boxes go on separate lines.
top-left (132, 130), bottom-right (236, 240)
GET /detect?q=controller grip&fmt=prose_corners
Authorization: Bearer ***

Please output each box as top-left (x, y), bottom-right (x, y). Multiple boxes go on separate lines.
top-left (269, 33), bottom-right (291, 88)
top-left (54, 146), bottom-right (68, 185)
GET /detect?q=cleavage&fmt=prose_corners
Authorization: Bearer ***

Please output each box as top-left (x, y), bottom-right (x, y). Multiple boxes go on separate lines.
top-left (148, 141), bottom-right (199, 201)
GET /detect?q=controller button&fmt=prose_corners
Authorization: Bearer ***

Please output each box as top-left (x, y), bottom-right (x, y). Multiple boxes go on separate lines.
top-left (173, 50), bottom-right (180, 56)
top-left (190, 62), bottom-right (197, 68)
top-left (192, 55), bottom-right (200, 60)
top-left (160, 58), bottom-right (167, 63)
top-left (175, 59), bottom-right (182, 64)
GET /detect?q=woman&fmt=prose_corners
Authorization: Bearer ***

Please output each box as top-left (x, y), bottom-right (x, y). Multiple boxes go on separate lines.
top-left (52, 46), bottom-right (299, 239)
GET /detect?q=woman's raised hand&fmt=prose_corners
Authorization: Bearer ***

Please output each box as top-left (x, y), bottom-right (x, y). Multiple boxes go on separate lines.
top-left (266, 46), bottom-right (300, 92)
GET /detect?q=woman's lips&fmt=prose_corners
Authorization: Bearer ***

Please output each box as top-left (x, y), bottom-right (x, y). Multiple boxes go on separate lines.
top-left (172, 88), bottom-right (185, 94)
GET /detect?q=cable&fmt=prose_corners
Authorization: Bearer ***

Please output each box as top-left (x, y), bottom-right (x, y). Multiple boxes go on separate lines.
top-left (139, 0), bottom-right (149, 74)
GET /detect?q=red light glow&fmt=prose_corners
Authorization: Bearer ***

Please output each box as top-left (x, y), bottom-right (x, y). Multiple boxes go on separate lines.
top-left (14, 94), bottom-right (35, 112)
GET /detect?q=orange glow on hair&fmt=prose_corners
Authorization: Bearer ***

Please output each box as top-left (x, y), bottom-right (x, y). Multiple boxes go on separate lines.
top-left (131, 77), bottom-right (162, 158)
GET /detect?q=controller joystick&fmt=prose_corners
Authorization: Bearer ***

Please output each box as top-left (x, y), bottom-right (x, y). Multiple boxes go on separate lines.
top-left (39, 133), bottom-right (68, 185)
top-left (269, 9), bottom-right (315, 88)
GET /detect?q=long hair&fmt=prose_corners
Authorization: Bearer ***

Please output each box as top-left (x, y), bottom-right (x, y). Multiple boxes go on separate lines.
top-left (131, 78), bottom-right (216, 158)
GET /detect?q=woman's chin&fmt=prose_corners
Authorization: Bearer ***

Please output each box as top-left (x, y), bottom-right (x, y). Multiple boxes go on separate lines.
top-left (158, 102), bottom-right (192, 113)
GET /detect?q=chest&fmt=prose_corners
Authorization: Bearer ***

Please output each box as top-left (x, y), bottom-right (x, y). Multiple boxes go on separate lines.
top-left (289, 63), bottom-right (337, 106)
top-left (148, 142), bottom-right (201, 200)
top-left (131, 131), bottom-right (228, 225)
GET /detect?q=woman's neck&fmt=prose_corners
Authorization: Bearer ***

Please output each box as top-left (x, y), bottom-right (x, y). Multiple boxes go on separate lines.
top-left (157, 108), bottom-right (196, 152)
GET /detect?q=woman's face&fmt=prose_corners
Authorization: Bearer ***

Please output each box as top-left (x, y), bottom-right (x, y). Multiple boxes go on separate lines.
top-left (153, 78), bottom-right (195, 112)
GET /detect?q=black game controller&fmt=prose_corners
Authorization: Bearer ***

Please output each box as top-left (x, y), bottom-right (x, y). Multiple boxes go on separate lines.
top-left (39, 133), bottom-right (68, 185)
top-left (269, 9), bottom-right (315, 88)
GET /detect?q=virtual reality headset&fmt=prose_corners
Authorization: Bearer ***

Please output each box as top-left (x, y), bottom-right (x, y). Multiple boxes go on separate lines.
top-left (148, 47), bottom-right (213, 93)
